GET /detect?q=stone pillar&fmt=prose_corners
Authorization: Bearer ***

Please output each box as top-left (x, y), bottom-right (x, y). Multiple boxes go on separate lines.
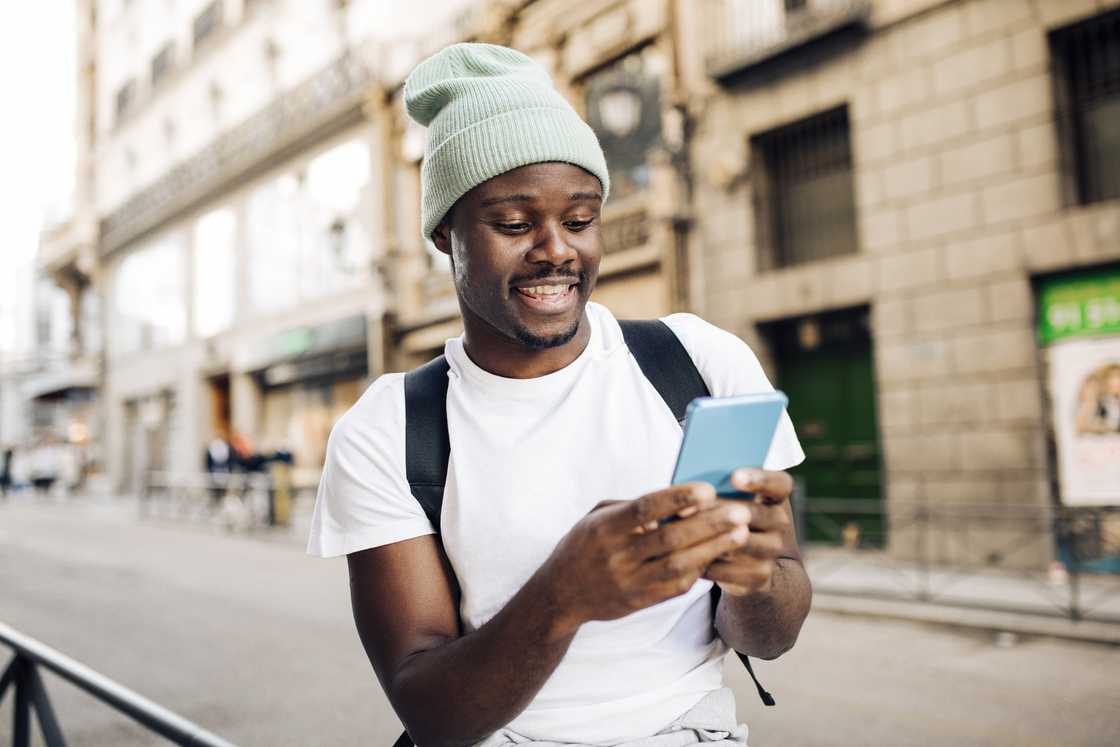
top-left (230, 371), bottom-right (261, 443)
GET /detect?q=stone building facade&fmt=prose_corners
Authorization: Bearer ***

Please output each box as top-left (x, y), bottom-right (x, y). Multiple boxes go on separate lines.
top-left (685, 0), bottom-right (1120, 565)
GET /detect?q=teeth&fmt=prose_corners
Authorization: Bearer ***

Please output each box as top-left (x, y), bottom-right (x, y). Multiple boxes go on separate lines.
top-left (519, 284), bottom-right (571, 296)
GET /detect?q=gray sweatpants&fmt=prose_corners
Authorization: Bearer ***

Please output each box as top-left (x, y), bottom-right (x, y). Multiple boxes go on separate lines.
top-left (476, 688), bottom-right (749, 747)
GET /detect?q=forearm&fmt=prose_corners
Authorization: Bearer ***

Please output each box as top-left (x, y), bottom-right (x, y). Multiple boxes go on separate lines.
top-left (715, 557), bottom-right (812, 660)
top-left (389, 565), bottom-right (579, 747)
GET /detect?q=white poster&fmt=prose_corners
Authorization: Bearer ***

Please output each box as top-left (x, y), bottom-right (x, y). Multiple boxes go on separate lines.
top-left (1049, 336), bottom-right (1120, 506)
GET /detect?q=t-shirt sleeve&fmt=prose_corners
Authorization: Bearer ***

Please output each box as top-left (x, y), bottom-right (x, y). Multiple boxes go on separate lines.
top-left (306, 374), bottom-right (435, 558)
top-left (661, 313), bottom-right (805, 472)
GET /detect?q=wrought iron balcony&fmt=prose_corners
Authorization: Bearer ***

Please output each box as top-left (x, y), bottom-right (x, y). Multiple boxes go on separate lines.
top-left (703, 0), bottom-right (871, 80)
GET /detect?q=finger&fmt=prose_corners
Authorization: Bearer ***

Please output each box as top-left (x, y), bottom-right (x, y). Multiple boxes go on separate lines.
top-left (717, 528), bottom-right (784, 559)
top-left (737, 501), bottom-right (793, 534)
top-left (704, 557), bottom-right (775, 594)
top-left (611, 482), bottom-right (718, 532)
top-left (643, 525), bottom-right (750, 582)
top-left (730, 469), bottom-right (794, 503)
top-left (630, 502), bottom-right (751, 561)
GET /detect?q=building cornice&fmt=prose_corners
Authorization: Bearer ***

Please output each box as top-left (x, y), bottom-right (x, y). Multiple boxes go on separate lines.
top-left (99, 49), bottom-right (378, 258)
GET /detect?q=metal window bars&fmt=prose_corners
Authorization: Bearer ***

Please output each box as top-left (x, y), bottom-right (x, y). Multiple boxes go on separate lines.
top-left (1052, 8), bottom-right (1120, 204)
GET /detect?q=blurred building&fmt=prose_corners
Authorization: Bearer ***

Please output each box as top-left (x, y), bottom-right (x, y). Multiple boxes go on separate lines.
top-left (52, 0), bottom-right (490, 494)
top-left (39, 0), bottom-right (1120, 567)
top-left (686, 0), bottom-right (1120, 566)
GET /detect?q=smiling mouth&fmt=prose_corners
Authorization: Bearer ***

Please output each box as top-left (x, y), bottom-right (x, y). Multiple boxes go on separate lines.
top-left (512, 281), bottom-right (579, 311)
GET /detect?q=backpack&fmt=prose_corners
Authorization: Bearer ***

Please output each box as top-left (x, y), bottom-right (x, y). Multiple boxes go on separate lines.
top-left (396, 319), bottom-right (774, 746)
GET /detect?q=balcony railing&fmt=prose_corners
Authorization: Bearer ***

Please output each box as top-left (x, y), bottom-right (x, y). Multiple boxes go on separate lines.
top-left (704, 0), bottom-right (871, 80)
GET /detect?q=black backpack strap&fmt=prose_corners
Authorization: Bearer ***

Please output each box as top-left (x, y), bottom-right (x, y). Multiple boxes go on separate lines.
top-left (618, 319), bottom-right (710, 420)
top-left (403, 354), bottom-right (451, 534)
top-left (621, 319), bottom-right (776, 707)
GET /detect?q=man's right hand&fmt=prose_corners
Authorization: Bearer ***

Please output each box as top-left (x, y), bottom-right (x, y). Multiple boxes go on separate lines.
top-left (542, 483), bottom-right (752, 633)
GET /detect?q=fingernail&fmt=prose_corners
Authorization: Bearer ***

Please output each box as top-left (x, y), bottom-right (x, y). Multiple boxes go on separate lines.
top-left (678, 506), bottom-right (698, 518)
top-left (734, 469), bottom-right (761, 485)
top-left (732, 527), bottom-right (749, 543)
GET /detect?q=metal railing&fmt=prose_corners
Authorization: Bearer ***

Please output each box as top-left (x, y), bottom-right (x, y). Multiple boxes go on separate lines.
top-left (0, 621), bottom-right (237, 747)
top-left (793, 493), bottom-right (1120, 623)
top-left (703, 0), bottom-right (872, 78)
top-left (142, 469), bottom-right (309, 531)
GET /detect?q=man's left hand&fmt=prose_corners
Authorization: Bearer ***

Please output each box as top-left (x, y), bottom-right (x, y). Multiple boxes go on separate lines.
top-left (702, 468), bottom-right (794, 596)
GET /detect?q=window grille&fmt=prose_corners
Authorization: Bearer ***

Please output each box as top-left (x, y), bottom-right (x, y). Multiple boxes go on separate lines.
top-left (151, 42), bottom-right (175, 88)
top-left (600, 209), bottom-right (650, 255)
top-left (115, 79), bottom-right (136, 123)
top-left (1052, 9), bottom-right (1120, 205)
top-left (193, 1), bottom-right (223, 50)
top-left (751, 106), bottom-right (857, 269)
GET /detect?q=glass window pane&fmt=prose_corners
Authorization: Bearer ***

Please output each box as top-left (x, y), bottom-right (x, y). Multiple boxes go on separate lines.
top-left (112, 236), bottom-right (187, 356)
top-left (193, 207), bottom-right (237, 338)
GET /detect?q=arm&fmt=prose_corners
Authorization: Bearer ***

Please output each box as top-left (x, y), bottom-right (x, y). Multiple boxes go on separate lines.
top-left (348, 536), bottom-right (577, 747)
top-left (348, 484), bottom-right (753, 747)
top-left (704, 469), bottom-right (812, 660)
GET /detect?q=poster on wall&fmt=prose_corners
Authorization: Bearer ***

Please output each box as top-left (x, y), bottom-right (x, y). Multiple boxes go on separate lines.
top-left (1040, 267), bottom-right (1120, 506)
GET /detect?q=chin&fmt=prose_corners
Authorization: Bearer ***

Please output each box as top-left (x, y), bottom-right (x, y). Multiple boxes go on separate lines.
top-left (512, 317), bottom-right (582, 350)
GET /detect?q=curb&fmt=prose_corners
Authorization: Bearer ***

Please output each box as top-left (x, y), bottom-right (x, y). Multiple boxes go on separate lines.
top-left (812, 592), bottom-right (1120, 646)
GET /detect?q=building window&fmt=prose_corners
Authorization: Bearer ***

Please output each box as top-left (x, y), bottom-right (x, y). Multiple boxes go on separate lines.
top-left (193, 208), bottom-right (237, 339)
top-left (751, 106), bottom-right (857, 270)
top-left (193, 1), bottom-right (223, 51)
top-left (112, 237), bottom-right (188, 356)
top-left (151, 42), bottom-right (175, 88)
top-left (1052, 9), bottom-right (1120, 205)
top-left (114, 78), bottom-right (136, 123)
top-left (583, 45), bottom-right (665, 201)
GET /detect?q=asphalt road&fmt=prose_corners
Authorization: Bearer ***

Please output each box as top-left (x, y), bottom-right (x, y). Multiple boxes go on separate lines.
top-left (1, 496), bottom-right (1117, 746)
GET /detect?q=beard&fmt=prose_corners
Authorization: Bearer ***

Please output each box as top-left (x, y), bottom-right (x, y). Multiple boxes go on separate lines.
top-left (511, 316), bottom-right (583, 350)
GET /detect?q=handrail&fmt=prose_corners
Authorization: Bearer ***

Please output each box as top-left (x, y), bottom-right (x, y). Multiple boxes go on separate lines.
top-left (0, 621), bottom-right (238, 747)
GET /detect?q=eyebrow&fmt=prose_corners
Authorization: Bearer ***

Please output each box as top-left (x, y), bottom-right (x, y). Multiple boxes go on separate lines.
top-left (478, 191), bottom-right (603, 208)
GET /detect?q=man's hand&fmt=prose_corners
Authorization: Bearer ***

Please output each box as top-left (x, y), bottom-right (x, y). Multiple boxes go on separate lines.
top-left (703, 469), bottom-right (795, 596)
top-left (542, 482), bottom-right (752, 634)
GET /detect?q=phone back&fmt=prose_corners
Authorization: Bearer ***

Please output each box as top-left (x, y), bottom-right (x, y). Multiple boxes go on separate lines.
top-left (671, 391), bottom-right (788, 496)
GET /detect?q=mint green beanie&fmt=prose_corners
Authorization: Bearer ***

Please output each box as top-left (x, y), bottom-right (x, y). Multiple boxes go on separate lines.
top-left (404, 43), bottom-right (610, 240)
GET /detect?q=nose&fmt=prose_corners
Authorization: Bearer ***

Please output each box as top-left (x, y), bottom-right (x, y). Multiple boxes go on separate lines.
top-left (524, 221), bottom-right (578, 267)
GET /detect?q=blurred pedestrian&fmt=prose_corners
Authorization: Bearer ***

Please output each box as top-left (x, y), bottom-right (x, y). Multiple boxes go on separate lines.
top-left (0, 446), bottom-right (13, 497)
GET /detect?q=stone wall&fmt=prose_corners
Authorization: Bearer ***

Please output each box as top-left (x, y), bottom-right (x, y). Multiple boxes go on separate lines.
top-left (688, 0), bottom-right (1120, 568)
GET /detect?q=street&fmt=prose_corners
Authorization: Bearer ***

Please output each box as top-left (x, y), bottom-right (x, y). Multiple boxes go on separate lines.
top-left (2, 497), bottom-right (1118, 747)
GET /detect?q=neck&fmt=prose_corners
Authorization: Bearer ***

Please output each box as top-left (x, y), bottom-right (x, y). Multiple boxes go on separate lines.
top-left (460, 309), bottom-right (592, 379)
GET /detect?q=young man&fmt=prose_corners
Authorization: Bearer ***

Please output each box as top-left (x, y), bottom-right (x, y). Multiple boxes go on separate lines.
top-left (308, 43), bottom-right (810, 746)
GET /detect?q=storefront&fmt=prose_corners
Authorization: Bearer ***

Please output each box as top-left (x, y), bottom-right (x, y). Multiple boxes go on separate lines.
top-left (242, 315), bottom-right (370, 470)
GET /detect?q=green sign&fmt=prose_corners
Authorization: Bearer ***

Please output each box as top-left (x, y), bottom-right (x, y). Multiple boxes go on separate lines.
top-left (1037, 267), bottom-right (1120, 344)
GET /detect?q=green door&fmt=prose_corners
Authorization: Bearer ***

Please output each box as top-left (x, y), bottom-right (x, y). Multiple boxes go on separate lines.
top-left (765, 308), bottom-right (883, 547)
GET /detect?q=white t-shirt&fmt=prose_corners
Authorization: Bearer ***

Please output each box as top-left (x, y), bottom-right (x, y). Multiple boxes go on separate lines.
top-left (308, 302), bottom-right (804, 744)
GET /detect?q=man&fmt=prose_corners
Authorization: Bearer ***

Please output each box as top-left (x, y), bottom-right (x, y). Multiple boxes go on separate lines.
top-left (308, 43), bottom-right (810, 746)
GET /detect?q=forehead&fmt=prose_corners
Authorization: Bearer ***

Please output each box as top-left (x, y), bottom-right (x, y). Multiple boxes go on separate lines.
top-left (465, 162), bottom-right (602, 206)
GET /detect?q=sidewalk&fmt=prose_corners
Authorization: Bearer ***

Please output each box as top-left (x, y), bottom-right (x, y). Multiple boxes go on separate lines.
top-left (804, 546), bottom-right (1120, 645)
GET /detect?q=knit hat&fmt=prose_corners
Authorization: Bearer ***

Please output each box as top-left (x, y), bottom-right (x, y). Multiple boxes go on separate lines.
top-left (404, 43), bottom-right (610, 240)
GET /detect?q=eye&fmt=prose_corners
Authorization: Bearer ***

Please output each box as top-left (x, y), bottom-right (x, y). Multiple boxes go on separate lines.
top-left (496, 222), bottom-right (530, 233)
top-left (564, 218), bottom-right (595, 231)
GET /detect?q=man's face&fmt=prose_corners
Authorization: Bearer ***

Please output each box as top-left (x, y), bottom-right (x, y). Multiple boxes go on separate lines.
top-left (1107, 370), bottom-right (1120, 396)
top-left (432, 162), bottom-right (603, 350)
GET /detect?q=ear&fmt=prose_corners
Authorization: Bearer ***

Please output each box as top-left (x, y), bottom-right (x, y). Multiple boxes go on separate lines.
top-left (431, 217), bottom-right (452, 255)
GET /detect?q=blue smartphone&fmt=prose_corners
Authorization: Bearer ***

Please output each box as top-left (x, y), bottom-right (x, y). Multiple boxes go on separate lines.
top-left (671, 391), bottom-right (788, 498)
